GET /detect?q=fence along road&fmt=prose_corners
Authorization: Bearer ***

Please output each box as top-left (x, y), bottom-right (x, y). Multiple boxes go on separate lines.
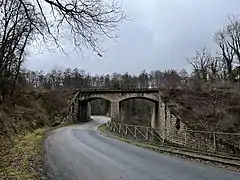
top-left (107, 121), bottom-right (240, 158)
top-left (44, 116), bottom-right (240, 180)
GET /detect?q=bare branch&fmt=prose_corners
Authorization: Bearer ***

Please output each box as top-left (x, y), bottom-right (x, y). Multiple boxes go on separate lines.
top-left (17, 0), bottom-right (126, 53)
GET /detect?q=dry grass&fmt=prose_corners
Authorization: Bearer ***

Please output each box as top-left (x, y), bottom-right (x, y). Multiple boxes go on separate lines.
top-left (162, 88), bottom-right (240, 132)
top-left (0, 89), bottom-right (73, 143)
top-left (0, 89), bottom-right (74, 179)
top-left (0, 129), bottom-right (47, 180)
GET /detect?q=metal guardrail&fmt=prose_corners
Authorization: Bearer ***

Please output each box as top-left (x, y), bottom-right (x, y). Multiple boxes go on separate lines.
top-left (106, 122), bottom-right (240, 157)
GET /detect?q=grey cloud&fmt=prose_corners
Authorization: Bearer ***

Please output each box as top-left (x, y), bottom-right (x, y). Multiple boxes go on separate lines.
top-left (25, 0), bottom-right (240, 75)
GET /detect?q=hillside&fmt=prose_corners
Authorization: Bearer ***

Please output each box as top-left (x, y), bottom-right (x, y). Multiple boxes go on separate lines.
top-left (0, 89), bottom-right (74, 157)
top-left (162, 88), bottom-right (240, 132)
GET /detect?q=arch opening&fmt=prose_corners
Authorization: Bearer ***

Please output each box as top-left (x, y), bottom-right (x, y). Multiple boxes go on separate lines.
top-left (79, 97), bottom-right (111, 117)
top-left (119, 97), bottom-right (157, 127)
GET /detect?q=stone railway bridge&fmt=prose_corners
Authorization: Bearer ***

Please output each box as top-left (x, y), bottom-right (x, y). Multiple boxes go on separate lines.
top-left (66, 89), bottom-right (240, 157)
top-left (68, 89), bottom-right (186, 136)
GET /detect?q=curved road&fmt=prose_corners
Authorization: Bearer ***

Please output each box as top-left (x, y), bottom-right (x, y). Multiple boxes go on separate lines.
top-left (45, 116), bottom-right (240, 180)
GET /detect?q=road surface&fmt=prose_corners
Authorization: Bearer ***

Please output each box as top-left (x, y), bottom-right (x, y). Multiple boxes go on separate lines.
top-left (44, 116), bottom-right (240, 180)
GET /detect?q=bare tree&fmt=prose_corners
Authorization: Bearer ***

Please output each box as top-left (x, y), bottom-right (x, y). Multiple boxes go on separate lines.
top-left (214, 16), bottom-right (239, 81)
top-left (0, 0), bottom-right (125, 100)
top-left (0, 0), bottom-right (37, 100)
top-left (226, 15), bottom-right (240, 64)
top-left (162, 70), bottom-right (181, 89)
top-left (187, 48), bottom-right (213, 82)
top-left (18, 0), bottom-right (126, 53)
top-left (208, 56), bottom-right (222, 82)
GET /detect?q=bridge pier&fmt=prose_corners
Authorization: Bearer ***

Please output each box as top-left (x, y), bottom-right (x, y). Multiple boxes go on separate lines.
top-left (79, 101), bottom-right (88, 121)
top-left (158, 99), bottom-right (166, 130)
top-left (150, 102), bottom-right (158, 128)
top-left (87, 102), bottom-right (91, 118)
top-left (119, 103), bottom-right (125, 122)
top-left (151, 101), bottom-right (164, 129)
top-left (73, 101), bottom-right (92, 122)
top-left (71, 97), bottom-right (80, 122)
top-left (111, 101), bottom-right (119, 122)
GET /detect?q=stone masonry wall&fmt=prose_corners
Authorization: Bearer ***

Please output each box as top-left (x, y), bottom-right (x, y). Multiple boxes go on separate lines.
top-left (156, 100), bottom-right (187, 145)
top-left (155, 91), bottom-right (188, 145)
top-left (111, 101), bottom-right (119, 122)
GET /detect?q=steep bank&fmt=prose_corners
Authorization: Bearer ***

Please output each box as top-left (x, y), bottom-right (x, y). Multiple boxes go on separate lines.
top-left (0, 89), bottom-right (74, 157)
top-left (162, 88), bottom-right (240, 132)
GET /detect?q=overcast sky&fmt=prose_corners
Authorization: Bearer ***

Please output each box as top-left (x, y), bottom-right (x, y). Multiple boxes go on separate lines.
top-left (25, 0), bottom-right (240, 75)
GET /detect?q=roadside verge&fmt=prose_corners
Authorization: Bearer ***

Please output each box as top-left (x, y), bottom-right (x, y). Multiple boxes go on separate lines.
top-left (1, 129), bottom-right (48, 179)
top-left (0, 121), bottom-right (75, 180)
top-left (98, 124), bottom-right (240, 172)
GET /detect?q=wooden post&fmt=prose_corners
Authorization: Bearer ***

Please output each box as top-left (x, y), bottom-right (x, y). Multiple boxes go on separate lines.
top-left (163, 128), bottom-right (166, 144)
top-left (125, 124), bottom-right (127, 136)
top-left (118, 124), bottom-right (121, 133)
top-left (213, 132), bottom-right (216, 152)
top-left (184, 131), bottom-right (187, 147)
top-left (238, 139), bottom-right (240, 149)
top-left (134, 127), bottom-right (137, 139)
top-left (72, 103), bottom-right (75, 122)
top-left (238, 137), bottom-right (240, 149)
top-left (146, 127), bottom-right (149, 140)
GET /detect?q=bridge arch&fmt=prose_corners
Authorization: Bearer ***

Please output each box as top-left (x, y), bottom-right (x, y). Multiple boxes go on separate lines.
top-left (79, 94), bottom-right (113, 103)
top-left (74, 90), bottom-right (161, 123)
top-left (77, 95), bottom-right (113, 121)
top-left (118, 93), bottom-right (159, 103)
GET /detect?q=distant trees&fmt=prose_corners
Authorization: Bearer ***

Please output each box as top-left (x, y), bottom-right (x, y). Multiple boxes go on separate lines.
top-left (21, 68), bottom-right (188, 90)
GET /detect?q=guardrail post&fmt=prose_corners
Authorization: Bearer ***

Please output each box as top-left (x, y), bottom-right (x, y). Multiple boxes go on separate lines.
top-left (146, 127), bottom-right (149, 140)
top-left (184, 131), bottom-right (187, 147)
top-left (134, 127), bottom-right (137, 139)
top-left (213, 132), bottom-right (216, 152)
top-left (162, 128), bottom-right (166, 144)
top-left (125, 124), bottom-right (127, 136)
top-left (118, 124), bottom-right (121, 133)
top-left (239, 138), bottom-right (240, 149)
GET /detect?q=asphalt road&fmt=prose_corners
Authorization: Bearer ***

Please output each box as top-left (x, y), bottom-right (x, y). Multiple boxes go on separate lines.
top-left (44, 116), bottom-right (240, 180)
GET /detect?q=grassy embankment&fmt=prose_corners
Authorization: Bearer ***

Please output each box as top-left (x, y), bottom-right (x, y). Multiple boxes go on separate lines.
top-left (1, 89), bottom-right (74, 179)
top-left (1, 129), bottom-right (47, 179)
